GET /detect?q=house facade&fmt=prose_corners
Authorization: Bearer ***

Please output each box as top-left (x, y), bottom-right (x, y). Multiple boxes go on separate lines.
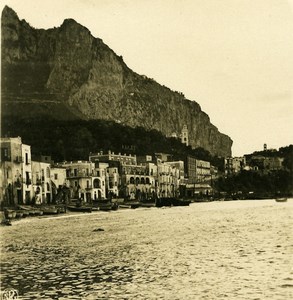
top-left (58, 161), bottom-right (108, 201)
top-left (0, 137), bottom-right (33, 206)
top-left (31, 161), bottom-right (52, 204)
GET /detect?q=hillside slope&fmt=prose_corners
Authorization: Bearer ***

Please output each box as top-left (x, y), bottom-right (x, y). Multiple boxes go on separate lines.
top-left (1, 6), bottom-right (232, 157)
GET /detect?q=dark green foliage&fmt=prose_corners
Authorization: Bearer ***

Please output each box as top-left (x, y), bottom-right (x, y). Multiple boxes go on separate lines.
top-left (215, 170), bottom-right (293, 197)
top-left (280, 145), bottom-right (293, 172)
top-left (217, 146), bottom-right (293, 197)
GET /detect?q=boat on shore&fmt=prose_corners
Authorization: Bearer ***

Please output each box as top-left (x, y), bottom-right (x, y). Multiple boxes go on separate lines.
top-left (41, 205), bottom-right (59, 215)
top-left (67, 205), bottom-right (92, 213)
top-left (17, 205), bottom-right (43, 216)
top-left (172, 198), bottom-right (191, 206)
top-left (140, 202), bottom-right (156, 208)
top-left (275, 197), bottom-right (287, 203)
top-left (156, 197), bottom-right (191, 207)
top-left (123, 201), bottom-right (140, 209)
top-left (3, 209), bottom-right (17, 219)
top-left (156, 197), bottom-right (173, 207)
top-left (92, 199), bottom-right (113, 211)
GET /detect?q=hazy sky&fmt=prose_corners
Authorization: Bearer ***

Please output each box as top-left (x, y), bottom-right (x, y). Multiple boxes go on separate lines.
top-left (1, 0), bottom-right (293, 156)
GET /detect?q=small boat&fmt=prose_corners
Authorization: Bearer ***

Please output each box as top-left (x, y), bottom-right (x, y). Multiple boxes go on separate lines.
top-left (56, 204), bottom-right (67, 213)
top-left (123, 201), bottom-right (140, 209)
top-left (140, 202), bottom-right (156, 208)
top-left (4, 209), bottom-right (17, 219)
top-left (67, 205), bottom-right (92, 213)
top-left (172, 198), bottom-right (191, 206)
top-left (156, 197), bottom-right (173, 207)
top-left (92, 199), bottom-right (113, 211)
top-left (275, 197), bottom-right (287, 202)
top-left (34, 210), bottom-right (44, 216)
top-left (20, 210), bottom-right (30, 217)
top-left (18, 205), bottom-right (43, 216)
top-left (15, 211), bottom-right (24, 218)
top-left (41, 206), bottom-right (59, 215)
top-left (118, 204), bottom-right (132, 209)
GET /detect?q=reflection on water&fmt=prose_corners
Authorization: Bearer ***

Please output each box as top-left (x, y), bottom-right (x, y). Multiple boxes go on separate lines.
top-left (1, 200), bottom-right (293, 299)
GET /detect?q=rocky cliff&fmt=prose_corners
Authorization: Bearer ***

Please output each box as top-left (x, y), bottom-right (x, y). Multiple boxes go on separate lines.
top-left (1, 6), bottom-right (232, 157)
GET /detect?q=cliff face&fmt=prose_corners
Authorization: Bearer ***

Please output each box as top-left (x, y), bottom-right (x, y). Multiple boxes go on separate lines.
top-left (1, 6), bottom-right (232, 157)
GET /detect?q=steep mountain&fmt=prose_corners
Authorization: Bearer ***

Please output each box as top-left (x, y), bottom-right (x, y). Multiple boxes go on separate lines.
top-left (1, 6), bottom-right (232, 157)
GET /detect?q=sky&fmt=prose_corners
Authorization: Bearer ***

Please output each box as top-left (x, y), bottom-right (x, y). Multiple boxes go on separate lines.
top-left (1, 0), bottom-right (293, 156)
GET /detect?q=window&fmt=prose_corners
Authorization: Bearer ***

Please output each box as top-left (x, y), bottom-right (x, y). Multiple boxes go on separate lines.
top-left (6, 167), bottom-right (12, 179)
top-left (96, 170), bottom-right (100, 177)
top-left (74, 169), bottom-right (77, 176)
top-left (1, 148), bottom-right (10, 160)
top-left (54, 174), bottom-right (58, 180)
top-left (75, 181), bottom-right (78, 187)
top-left (25, 153), bottom-right (29, 164)
top-left (93, 179), bottom-right (100, 188)
top-left (87, 180), bottom-right (90, 188)
top-left (46, 167), bottom-right (50, 178)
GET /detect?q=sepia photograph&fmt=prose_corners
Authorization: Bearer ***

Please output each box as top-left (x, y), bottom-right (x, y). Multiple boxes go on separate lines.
top-left (1, 0), bottom-right (292, 299)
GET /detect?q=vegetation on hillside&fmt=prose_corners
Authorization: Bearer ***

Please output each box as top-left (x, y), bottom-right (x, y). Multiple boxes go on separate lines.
top-left (215, 169), bottom-right (293, 198)
top-left (215, 145), bottom-right (293, 197)
top-left (1, 116), bottom-right (223, 168)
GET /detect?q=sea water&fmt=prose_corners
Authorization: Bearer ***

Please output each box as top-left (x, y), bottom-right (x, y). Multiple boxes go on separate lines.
top-left (1, 199), bottom-right (292, 299)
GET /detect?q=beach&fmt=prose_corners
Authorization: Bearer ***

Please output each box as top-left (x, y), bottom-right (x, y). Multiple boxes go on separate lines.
top-left (1, 199), bottom-right (292, 299)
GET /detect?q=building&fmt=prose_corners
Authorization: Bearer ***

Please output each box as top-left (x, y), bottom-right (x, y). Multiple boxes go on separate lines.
top-left (157, 161), bottom-right (179, 198)
top-left (185, 157), bottom-right (211, 184)
top-left (51, 166), bottom-right (68, 189)
top-left (263, 157), bottom-right (284, 171)
top-left (120, 163), bottom-right (157, 200)
top-left (247, 155), bottom-right (284, 173)
top-left (224, 157), bottom-right (246, 175)
top-left (58, 161), bottom-right (107, 201)
top-left (154, 153), bottom-right (173, 163)
top-left (31, 161), bottom-right (52, 204)
top-left (181, 125), bottom-right (189, 146)
top-left (107, 165), bottom-right (120, 197)
top-left (89, 150), bottom-right (137, 166)
top-left (184, 156), bottom-right (212, 197)
top-left (0, 137), bottom-right (33, 206)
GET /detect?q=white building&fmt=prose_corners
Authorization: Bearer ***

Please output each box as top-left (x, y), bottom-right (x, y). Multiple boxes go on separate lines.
top-left (58, 161), bottom-right (108, 201)
top-left (31, 161), bottom-right (52, 204)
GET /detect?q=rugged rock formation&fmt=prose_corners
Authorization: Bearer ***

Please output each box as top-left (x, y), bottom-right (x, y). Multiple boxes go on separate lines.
top-left (1, 6), bottom-right (232, 157)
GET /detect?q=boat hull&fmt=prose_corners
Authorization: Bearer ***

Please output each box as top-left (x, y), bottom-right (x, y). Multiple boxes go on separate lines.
top-left (67, 206), bottom-right (92, 213)
top-left (275, 198), bottom-right (287, 202)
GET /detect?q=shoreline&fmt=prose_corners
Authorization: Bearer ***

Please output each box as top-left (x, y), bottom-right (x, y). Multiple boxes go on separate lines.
top-left (1, 198), bottom-right (291, 227)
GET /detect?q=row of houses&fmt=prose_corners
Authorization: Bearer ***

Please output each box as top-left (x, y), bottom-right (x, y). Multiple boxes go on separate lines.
top-left (0, 137), bottom-right (217, 207)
